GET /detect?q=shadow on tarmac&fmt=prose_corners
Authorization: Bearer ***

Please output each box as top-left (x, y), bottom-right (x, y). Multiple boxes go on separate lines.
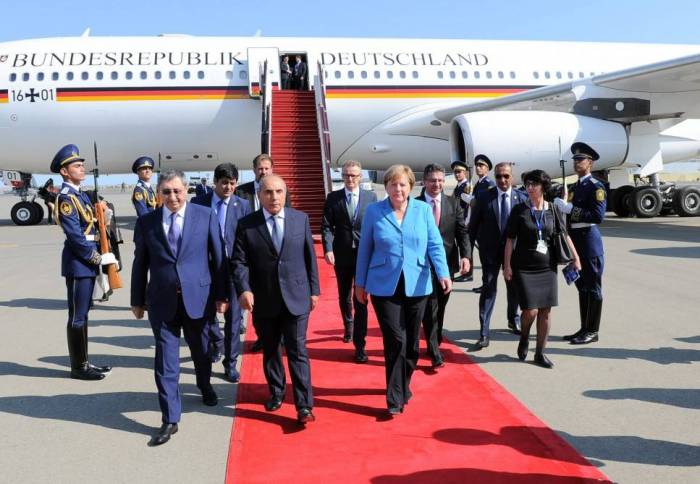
top-left (0, 298), bottom-right (129, 311)
top-left (583, 388), bottom-right (700, 410)
top-left (544, 346), bottom-right (700, 365)
top-left (371, 468), bottom-right (608, 483)
top-left (675, 335), bottom-right (700, 344)
top-left (601, 218), bottom-right (700, 244)
top-left (39, 354), bottom-right (194, 373)
top-left (630, 246), bottom-right (700, 259)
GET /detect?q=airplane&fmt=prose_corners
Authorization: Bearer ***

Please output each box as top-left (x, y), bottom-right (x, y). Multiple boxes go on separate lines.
top-left (1, 33), bottom-right (700, 225)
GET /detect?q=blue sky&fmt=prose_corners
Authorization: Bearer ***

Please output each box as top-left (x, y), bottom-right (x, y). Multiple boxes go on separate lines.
top-left (3, 0), bottom-right (699, 184)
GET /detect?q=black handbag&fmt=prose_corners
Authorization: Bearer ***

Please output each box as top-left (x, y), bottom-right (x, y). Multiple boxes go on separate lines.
top-left (550, 204), bottom-right (574, 265)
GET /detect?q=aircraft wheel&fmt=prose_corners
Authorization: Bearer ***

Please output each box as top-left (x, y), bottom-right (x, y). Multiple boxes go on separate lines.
top-left (29, 202), bottom-right (44, 225)
top-left (11, 201), bottom-right (36, 226)
top-left (632, 187), bottom-right (663, 218)
top-left (612, 185), bottom-right (634, 217)
top-left (673, 186), bottom-right (700, 217)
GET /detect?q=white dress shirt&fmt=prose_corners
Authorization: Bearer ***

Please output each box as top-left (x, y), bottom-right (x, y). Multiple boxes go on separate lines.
top-left (262, 207), bottom-right (285, 239)
top-left (162, 202), bottom-right (186, 236)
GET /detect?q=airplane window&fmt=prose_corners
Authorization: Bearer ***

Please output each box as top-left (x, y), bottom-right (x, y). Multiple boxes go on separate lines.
top-left (373, 70), bottom-right (380, 79)
top-left (510, 71), bottom-right (516, 79)
top-left (412, 71), bottom-right (418, 78)
top-left (590, 72), bottom-right (595, 76)
top-left (126, 71), bottom-right (133, 80)
top-left (239, 70), bottom-right (247, 80)
top-left (155, 71), bottom-right (162, 80)
top-left (141, 71), bottom-right (148, 80)
top-left (461, 71), bottom-right (468, 79)
top-left (323, 70), bottom-right (328, 79)
top-left (386, 71), bottom-right (393, 79)
top-left (474, 71), bottom-right (480, 79)
top-left (399, 71), bottom-right (406, 79)
top-left (184, 71), bottom-right (191, 79)
top-left (52, 72), bottom-right (59, 81)
top-left (225, 70), bottom-right (232, 80)
top-left (81, 72), bottom-right (89, 80)
top-left (67, 72), bottom-right (74, 81)
top-left (334, 70), bottom-right (341, 79)
top-left (37, 72), bottom-right (45, 81)
top-left (348, 71), bottom-right (355, 79)
top-left (22, 73), bottom-right (30, 81)
top-left (169, 71), bottom-right (176, 80)
top-left (544, 71), bottom-right (551, 79)
top-left (579, 72), bottom-right (585, 78)
top-left (556, 71), bottom-right (562, 79)
top-left (361, 71), bottom-right (368, 79)
top-left (9, 73), bottom-right (16, 82)
top-left (197, 71), bottom-right (205, 79)
top-left (567, 71), bottom-right (573, 79)
top-left (533, 71), bottom-right (539, 79)
top-left (497, 71), bottom-right (504, 79)
top-left (486, 71), bottom-right (493, 79)
top-left (437, 71), bottom-right (444, 79)
top-left (111, 71), bottom-right (119, 80)
top-left (450, 71), bottom-right (456, 79)
top-left (96, 72), bottom-right (103, 80)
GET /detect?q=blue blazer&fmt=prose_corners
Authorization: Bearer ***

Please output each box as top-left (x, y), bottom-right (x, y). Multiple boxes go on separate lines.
top-left (131, 203), bottom-right (227, 323)
top-left (190, 192), bottom-right (251, 257)
top-left (355, 198), bottom-right (449, 297)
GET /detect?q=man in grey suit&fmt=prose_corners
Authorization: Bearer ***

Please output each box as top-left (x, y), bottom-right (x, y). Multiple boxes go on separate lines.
top-left (321, 160), bottom-right (377, 362)
top-left (232, 175), bottom-right (320, 424)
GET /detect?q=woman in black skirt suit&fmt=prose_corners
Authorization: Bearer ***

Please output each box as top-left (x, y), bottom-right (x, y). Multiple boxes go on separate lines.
top-left (503, 170), bottom-right (580, 368)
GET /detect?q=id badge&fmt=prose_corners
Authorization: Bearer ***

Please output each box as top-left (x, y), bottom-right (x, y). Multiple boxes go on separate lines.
top-left (536, 239), bottom-right (548, 254)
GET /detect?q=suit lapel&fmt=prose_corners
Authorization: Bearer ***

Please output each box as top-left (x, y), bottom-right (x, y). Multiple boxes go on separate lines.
top-left (439, 193), bottom-right (448, 228)
top-left (491, 190), bottom-right (500, 222)
top-left (380, 198), bottom-right (401, 231)
top-left (254, 211), bottom-right (277, 254)
top-left (154, 208), bottom-right (176, 259)
top-left (179, 204), bottom-right (197, 255)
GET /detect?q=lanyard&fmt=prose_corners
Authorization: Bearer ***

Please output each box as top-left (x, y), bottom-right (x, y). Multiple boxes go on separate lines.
top-left (530, 206), bottom-right (545, 241)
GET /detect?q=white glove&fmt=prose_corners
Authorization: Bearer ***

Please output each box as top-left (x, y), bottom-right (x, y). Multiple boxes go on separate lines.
top-left (460, 193), bottom-right (473, 204)
top-left (553, 197), bottom-right (573, 214)
top-left (100, 252), bottom-right (118, 265)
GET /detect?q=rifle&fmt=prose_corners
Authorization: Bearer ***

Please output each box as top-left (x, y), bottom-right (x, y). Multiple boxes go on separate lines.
top-left (156, 152), bottom-right (163, 208)
top-left (92, 142), bottom-right (122, 290)
top-left (559, 137), bottom-right (568, 200)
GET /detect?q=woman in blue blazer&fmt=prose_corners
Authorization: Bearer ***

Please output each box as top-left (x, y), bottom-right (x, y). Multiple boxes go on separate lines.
top-left (356, 165), bottom-right (451, 415)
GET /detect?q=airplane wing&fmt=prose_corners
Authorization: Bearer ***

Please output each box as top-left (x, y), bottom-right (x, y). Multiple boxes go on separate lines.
top-left (433, 51), bottom-right (700, 124)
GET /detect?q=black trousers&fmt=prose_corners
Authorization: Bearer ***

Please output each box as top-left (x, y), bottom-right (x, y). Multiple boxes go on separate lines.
top-left (334, 258), bottom-right (368, 351)
top-left (422, 273), bottom-right (451, 361)
top-left (371, 275), bottom-right (428, 409)
top-left (259, 306), bottom-right (313, 410)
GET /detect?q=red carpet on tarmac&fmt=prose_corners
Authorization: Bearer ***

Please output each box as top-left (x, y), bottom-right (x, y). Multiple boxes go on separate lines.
top-left (226, 245), bottom-right (610, 483)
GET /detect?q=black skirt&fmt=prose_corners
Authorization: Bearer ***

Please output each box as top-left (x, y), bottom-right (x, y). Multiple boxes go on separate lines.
top-left (514, 267), bottom-right (558, 309)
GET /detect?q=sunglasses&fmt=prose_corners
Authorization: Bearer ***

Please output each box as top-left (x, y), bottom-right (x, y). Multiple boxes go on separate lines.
top-left (161, 188), bottom-right (183, 195)
top-left (495, 174), bottom-right (511, 180)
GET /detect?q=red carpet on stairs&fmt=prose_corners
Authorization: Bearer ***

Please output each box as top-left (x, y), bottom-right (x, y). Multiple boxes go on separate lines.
top-left (226, 245), bottom-right (610, 483)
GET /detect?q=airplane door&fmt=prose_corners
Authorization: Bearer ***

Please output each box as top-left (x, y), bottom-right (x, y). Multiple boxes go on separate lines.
top-left (247, 47), bottom-right (280, 97)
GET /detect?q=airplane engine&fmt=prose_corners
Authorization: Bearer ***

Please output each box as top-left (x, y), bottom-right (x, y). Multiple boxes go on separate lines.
top-left (449, 111), bottom-right (629, 179)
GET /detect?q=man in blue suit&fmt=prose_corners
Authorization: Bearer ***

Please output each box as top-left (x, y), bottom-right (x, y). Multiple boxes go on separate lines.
top-left (232, 175), bottom-right (320, 424)
top-left (469, 162), bottom-right (527, 348)
top-left (131, 169), bottom-right (229, 446)
top-left (192, 163), bottom-right (251, 382)
top-left (195, 177), bottom-right (213, 198)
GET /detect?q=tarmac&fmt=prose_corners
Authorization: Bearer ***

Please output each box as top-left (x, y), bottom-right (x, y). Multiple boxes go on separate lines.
top-left (0, 189), bottom-right (698, 483)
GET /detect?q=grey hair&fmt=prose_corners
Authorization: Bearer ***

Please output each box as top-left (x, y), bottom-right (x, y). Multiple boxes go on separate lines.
top-left (157, 169), bottom-right (187, 188)
top-left (342, 159), bottom-right (362, 170)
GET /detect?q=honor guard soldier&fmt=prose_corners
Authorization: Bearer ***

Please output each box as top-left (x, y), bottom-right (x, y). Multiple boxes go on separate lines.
top-left (451, 160), bottom-right (473, 283)
top-left (131, 156), bottom-right (157, 217)
top-left (468, 155), bottom-right (496, 292)
top-left (51, 144), bottom-right (116, 380)
top-left (554, 142), bottom-right (606, 345)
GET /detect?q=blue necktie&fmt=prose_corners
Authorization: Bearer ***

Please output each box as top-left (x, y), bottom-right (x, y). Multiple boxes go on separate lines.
top-left (347, 192), bottom-right (356, 221)
top-left (269, 215), bottom-right (282, 253)
top-left (500, 193), bottom-right (508, 233)
top-left (216, 199), bottom-right (226, 237)
top-left (168, 212), bottom-right (181, 256)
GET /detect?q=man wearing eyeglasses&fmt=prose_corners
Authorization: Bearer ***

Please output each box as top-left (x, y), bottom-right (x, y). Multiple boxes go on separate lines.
top-left (321, 160), bottom-right (377, 362)
top-left (131, 169), bottom-right (229, 446)
top-left (469, 161), bottom-right (526, 348)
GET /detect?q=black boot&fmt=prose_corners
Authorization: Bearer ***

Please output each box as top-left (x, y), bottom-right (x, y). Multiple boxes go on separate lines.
top-left (571, 298), bottom-right (601, 345)
top-left (564, 293), bottom-right (589, 341)
top-left (343, 321), bottom-right (353, 343)
top-left (82, 324), bottom-right (112, 373)
top-left (68, 327), bottom-right (105, 380)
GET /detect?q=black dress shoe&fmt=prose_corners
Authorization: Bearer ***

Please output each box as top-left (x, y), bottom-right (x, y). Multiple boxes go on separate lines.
top-left (342, 334), bottom-right (351, 343)
top-left (432, 359), bottom-right (445, 369)
top-left (387, 406), bottom-right (403, 416)
top-left (88, 362), bottom-right (112, 373)
top-left (250, 340), bottom-right (264, 352)
top-left (149, 423), bottom-right (178, 446)
top-left (517, 336), bottom-right (529, 361)
top-left (354, 351), bottom-right (369, 363)
top-left (454, 274), bottom-right (473, 283)
top-left (70, 365), bottom-right (106, 381)
top-left (201, 386), bottom-right (218, 406)
top-left (223, 368), bottom-right (240, 383)
top-left (476, 337), bottom-right (489, 348)
top-left (563, 329), bottom-right (585, 341)
top-left (472, 285), bottom-right (483, 293)
top-left (570, 332), bottom-right (599, 345)
top-left (210, 348), bottom-right (222, 363)
top-left (534, 352), bottom-right (554, 368)
top-left (297, 407), bottom-right (316, 423)
top-left (265, 396), bottom-right (283, 412)
top-left (508, 321), bottom-right (522, 335)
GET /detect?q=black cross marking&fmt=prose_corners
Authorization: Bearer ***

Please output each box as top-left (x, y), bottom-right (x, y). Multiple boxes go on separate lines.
top-left (25, 88), bottom-right (39, 102)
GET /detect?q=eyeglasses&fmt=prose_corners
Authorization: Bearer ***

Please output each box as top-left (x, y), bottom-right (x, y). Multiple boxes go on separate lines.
top-left (495, 174), bottom-right (511, 180)
top-left (161, 189), bottom-right (183, 195)
top-left (342, 174), bottom-right (361, 179)
top-left (524, 181), bottom-right (541, 188)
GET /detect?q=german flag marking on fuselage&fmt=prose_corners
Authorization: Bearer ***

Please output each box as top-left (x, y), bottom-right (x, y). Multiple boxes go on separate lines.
top-left (0, 90), bottom-right (8, 103)
top-left (56, 86), bottom-right (249, 102)
top-left (325, 84), bottom-right (533, 99)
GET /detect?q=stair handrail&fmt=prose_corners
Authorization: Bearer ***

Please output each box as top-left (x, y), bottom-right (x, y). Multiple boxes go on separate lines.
top-left (260, 60), bottom-right (273, 154)
top-left (313, 61), bottom-right (333, 195)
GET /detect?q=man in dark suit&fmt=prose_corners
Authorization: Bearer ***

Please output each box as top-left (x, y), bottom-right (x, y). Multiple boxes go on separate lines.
top-left (469, 162), bottom-right (526, 348)
top-left (321, 160), bottom-right (377, 362)
top-left (232, 175), bottom-right (320, 424)
top-left (235, 153), bottom-right (290, 352)
top-left (195, 177), bottom-right (213, 198)
top-left (468, 155), bottom-right (497, 293)
top-left (191, 163), bottom-right (251, 382)
top-left (131, 169), bottom-right (229, 446)
top-left (417, 163), bottom-right (471, 367)
top-left (293, 55), bottom-right (307, 90)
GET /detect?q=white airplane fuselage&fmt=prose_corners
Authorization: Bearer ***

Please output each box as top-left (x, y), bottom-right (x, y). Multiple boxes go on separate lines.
top-left (0, 35), bottom-right (699, 175)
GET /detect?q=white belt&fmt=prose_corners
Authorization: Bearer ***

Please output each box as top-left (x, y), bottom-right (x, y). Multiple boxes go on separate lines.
top-left (85, 234), bottom-right (100, 242)
top-left (570, 223), bottom-right (595, 229)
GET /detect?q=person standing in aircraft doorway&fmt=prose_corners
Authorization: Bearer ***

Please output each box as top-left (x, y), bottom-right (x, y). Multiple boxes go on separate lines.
top-left (294, 55), bottom-right (308, 90)
top-left (280, 55), bottom-right (292, 90)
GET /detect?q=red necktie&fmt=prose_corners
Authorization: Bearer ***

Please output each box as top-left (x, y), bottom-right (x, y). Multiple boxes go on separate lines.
top-left (432, 198), bottom-right (441, 226)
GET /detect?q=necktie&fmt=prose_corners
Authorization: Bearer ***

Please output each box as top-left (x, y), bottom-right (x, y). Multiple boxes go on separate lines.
top-left (347, 192), bottom-right (356, 221)
top-left (270, 215), bottom-right (283, 253)
top-left (167, 212), bottom-right (181, 256)
top-left (216, 199), bottom-right (226, 236)
top-left (500, 193), bottom-right (508, 233)
top-left (432, 198), bottom-right (441, 226)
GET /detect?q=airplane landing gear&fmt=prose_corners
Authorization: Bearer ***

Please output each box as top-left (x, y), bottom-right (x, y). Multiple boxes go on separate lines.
top-left (609, 172), bottom-right (700, 218)
top-left (11, 200), bottom-right (43, 225)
